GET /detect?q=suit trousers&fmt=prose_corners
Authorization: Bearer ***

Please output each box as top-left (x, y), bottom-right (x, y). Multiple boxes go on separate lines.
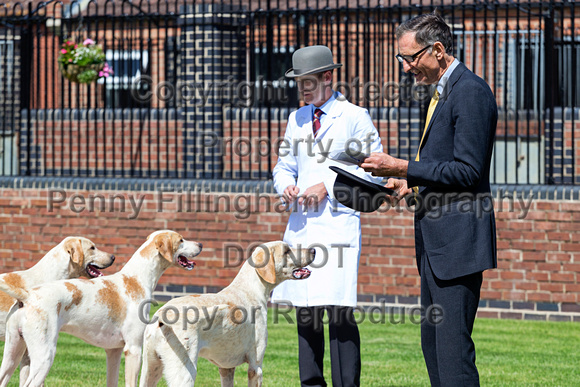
top-left (420, 253), bottom-right (483, 387)
top-left (296, 306), bottom-right (361, 387)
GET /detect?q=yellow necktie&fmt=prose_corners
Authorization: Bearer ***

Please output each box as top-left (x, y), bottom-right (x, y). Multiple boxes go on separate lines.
top-left (415, 90), bottom-right (440, 162)
top-left (413, 90), bottom-right (439, 194)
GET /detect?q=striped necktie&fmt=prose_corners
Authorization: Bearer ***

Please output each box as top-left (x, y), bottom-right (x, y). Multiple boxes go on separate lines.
top-left (312, 108), bottom-right (324, 137)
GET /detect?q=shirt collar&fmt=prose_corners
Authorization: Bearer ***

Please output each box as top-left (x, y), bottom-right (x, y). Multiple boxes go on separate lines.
top-left (436, 58), bottom-right (460, 95)
top-left (312, 90), bottom-right (338, 116)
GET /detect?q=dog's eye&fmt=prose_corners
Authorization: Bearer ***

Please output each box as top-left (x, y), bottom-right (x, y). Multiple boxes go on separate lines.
top-left (90, 246), bottom-right (95, 250)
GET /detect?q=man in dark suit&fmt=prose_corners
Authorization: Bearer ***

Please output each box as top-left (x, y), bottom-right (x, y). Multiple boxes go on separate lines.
top-left (361, 13), bottom-right (497, 386)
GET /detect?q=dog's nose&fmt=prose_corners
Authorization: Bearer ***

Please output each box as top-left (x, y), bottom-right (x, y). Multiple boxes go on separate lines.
top-left (198, 242), bottom-right (203, 250)
top-left (110, 255), bottom-right (115, 262)
top-left (309, 248), bottom-right (316, 257)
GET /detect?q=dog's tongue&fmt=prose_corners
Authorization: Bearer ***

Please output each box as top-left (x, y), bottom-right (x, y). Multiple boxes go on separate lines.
top-left (178, 255), bottom-right (196, 270)
top-left (86, 264), bottom-right (103, 278)
top-left (292, 268), bottom-right (311, 279)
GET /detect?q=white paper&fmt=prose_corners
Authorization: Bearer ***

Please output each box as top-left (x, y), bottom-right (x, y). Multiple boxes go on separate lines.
top-left (327, 150), bottom-right (369, 165)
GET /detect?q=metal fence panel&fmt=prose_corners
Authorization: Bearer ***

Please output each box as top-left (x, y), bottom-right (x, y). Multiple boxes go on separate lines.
top-left (0, 0), bottom-right (578, 184)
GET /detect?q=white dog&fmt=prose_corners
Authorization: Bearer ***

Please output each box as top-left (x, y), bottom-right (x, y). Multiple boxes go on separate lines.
top-left (0, 230), bottom-right (202, 387)
top-left (0, 237), bottom-right (115, 385)
top-left (0, 236), bottom-right (115, 338)
top-left (139, 241), bottom-right (315, 387)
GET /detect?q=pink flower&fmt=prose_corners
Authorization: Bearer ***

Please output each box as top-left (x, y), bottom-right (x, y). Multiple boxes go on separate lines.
top-left (74, 44), bottom-right (78, 49)
top-left (83, 38), bottom-right (95, 46)
top-left (68, 58), bottom-right (73, 62)
top-left (60, 48), bottom-right (67, 54)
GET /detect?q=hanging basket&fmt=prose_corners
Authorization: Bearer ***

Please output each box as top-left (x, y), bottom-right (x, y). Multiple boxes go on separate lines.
top-left (57, 39), bottom-right (112, 84)
top-left (59, 62), bottom-right (105, 84)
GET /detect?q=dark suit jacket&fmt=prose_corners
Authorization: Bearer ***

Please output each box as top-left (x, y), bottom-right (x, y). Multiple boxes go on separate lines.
top-left (407, 62), bottom-right (498, 280)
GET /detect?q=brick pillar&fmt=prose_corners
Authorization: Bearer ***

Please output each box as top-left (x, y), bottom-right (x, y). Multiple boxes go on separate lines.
top-left (545, 107), bottom-right (580, 185)
top-left (180, 4), bottom-right (246, 179)
top-left (394, 107), bottom-right (422, 161)
top-left (573, 108), bottom-right (580, 185)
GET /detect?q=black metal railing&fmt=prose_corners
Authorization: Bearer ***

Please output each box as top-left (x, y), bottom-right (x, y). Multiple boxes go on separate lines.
top-left (0, 0), bottom-right (578, 184)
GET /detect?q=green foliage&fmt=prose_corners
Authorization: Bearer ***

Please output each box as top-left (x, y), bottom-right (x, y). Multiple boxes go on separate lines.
top-left (57, 39), bottom-right (112, 84)
top-left (58, 40), bottom-right (105, 67)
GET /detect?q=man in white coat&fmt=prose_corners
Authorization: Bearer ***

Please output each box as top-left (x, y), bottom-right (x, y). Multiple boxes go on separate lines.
top-left (272, 45), bottom-right (383, 387)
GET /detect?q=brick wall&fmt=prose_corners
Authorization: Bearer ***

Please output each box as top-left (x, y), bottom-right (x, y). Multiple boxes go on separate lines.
top-left (0, 180), bottom-right (578, 322)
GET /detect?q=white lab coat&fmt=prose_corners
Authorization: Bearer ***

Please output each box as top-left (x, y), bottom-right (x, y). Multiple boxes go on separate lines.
top-left (271, 92), bottom-right (383, 307)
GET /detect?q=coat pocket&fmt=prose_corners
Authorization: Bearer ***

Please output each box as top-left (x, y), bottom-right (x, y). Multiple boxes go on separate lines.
top-left (419, 204), bottom-right (479, 280)
top-left (421, 209), bottom-right (475, 253)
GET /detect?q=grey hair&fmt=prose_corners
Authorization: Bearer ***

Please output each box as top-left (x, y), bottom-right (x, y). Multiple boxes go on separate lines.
top-left (395, 12), bottom-right (454, 55)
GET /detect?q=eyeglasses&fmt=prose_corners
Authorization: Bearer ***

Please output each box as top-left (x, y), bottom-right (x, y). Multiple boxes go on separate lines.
top-left (396, 45), bottom-right (432, 64)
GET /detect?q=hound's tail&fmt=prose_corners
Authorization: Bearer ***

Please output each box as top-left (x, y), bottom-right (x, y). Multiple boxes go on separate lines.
top-left (0, 274), bottom-right (30, 302)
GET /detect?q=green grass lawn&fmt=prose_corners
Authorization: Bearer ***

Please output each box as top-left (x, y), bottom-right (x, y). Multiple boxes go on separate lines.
top-left (0, 308), bottom-right (578, 386)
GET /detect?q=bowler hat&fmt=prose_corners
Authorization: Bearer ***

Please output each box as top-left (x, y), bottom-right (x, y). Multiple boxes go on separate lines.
top-left (330, 166), bottom-right (395, 212)
top-left (285, 45), bottom-right (343, 78)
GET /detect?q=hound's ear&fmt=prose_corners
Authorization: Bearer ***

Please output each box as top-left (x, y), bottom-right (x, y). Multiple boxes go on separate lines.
top-left (253, 246), bottom-right (276, 284)
top-left (64, 238), bottom-right (84, 265)
top-left (154, 233), bottom-right (173, 262)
